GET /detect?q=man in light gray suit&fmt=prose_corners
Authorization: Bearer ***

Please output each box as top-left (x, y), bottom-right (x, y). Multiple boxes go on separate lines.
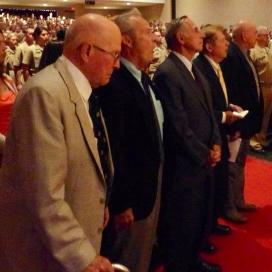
top-left (0, 14), bottom-right (121, 272)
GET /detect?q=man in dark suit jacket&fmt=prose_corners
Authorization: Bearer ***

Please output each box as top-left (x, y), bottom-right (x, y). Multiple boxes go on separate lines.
top-left (221, 21), bottom-right (263, 219)
top-left (194, 25), bottom-right (241, 230)
top-left (99, 10), bottom-right (164, 272)
top-left (153, 17), bottom-right (221, 272)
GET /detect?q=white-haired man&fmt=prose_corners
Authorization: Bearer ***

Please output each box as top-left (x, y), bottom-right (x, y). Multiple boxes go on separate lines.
top-left (221, 21), bottom-right (263, 223)
top-left (0, 14), bottom-right (121, 272)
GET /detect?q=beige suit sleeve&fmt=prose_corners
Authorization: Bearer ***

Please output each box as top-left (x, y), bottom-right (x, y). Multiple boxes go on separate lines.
top-left (11, 86), bottom-right (96, 272)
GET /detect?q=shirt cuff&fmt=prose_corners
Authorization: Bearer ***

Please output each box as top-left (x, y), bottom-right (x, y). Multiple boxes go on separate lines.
top-left (222, 112), bottom-right (226, 123)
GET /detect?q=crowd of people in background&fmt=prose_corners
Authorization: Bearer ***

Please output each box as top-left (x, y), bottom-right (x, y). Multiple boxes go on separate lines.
top-left (0, 13), bottom-right (71, 161)
top-left (0, 7), bottom-right (272, 272)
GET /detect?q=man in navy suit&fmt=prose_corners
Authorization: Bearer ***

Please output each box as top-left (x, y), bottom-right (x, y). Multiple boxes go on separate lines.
top-left (221, 21), bottom-right (263, 222)
top-left (153, 16), bottom-right (221, 272)
top-left (98, 9), bottom-right (164, 272)
top-left (194, 25), bottom-right (241, 231)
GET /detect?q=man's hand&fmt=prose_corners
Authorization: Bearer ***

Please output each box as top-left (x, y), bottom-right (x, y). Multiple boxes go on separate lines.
top-left (212, 144), bottom-right (221, 154)
top-left (83, 256), bottom-right (114, 272)
top-left (225, 111), bottom-right (240, 125)
top-left (229, 103), bottom-right (243, 113)
top-left (103, 206), bottom-right (110, 229)
top-left (212, 144), bottom-right (221, 163)
top-left (114, 208), bottom-right (134, 230)
top-left (208, 145), bottom-right (221, 167)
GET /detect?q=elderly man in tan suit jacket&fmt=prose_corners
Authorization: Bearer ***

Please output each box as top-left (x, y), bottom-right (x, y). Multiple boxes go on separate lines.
top-left (0, 14), bottom-right (121, 272)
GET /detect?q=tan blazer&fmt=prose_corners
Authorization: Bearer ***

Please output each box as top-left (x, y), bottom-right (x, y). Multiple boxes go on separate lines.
top-left (0, 58), bottom-right (113, 272)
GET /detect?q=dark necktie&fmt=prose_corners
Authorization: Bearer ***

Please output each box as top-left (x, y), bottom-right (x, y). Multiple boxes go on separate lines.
top-left (192, 65), bottom-right (202, 87)
top-left (89, 93), bottom-right (112, 202)
top-left (141, 72), bottom-right (152, 96)
top-left (141, 72), bottom-right (164, 160)
top-left (192, 65), bottom-right (207, 101)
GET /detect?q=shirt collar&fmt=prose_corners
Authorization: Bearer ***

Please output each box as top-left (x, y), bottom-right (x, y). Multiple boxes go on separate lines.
top-left (60, 55), bottom-right (92, 103)
top-left (173, 51), bottom-right (193, 73)
top-left (204, 55), bottom-right (221, 72)
top-left (233, 42), bottom-right (249, 58)
top-left (121, 57), bottom-right (142, 83)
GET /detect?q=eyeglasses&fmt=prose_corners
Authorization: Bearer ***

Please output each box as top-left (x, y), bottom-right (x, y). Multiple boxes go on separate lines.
top-left (92, 44), bottom-right (120, 61)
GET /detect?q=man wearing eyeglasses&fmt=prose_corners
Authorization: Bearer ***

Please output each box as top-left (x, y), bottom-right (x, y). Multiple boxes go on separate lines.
top-left (0, 14), bottom-right (121, 272)
top-left (153, 17), bottom-right (221, 272)
top-left (98, 9), bottom-right (164, 272)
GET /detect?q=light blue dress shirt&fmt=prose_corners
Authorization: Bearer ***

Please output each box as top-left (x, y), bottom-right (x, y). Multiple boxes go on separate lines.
top-left (121, 57), bottom-right (164, 139)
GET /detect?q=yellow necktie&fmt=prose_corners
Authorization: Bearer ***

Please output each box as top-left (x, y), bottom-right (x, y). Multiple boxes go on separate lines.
top-left (216, 66), bottom-right (229, 105)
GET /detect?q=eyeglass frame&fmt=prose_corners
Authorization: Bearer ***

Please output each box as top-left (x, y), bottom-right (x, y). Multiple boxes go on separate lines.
top-left (92, 44), bottom-right (120, 61)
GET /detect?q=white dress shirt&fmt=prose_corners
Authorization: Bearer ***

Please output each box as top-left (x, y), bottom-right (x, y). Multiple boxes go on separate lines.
top-left (60, 55), bottom-right (95, 133)
top-left (173, 51), bottom-right (195, 78)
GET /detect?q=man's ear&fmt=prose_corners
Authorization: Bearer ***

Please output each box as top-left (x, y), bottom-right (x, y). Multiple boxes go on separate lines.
top-left (176, 31), bottom-right (185, 46)
top-left (241, 31), bottom-right (247, 43)
top-left (122, 34), bottom-right (133, 48)
top-left (206, 42), bottom-right (213, 53)
top-left (80, 43), bottom-right (91, 62)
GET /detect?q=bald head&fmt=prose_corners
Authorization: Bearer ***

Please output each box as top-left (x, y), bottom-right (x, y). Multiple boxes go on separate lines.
top-left (63, 13), bottom-right (121, 88)
top-left (64, 13), bottom-right (120, 54)
top-left (232, 20), bottom-right (257, 49)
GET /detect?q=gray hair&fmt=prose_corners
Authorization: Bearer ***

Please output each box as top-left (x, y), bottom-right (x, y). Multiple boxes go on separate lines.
top-left (165, 15), bottom-right (188, 50)
top-left (114, 8), bottom-right (142, 35)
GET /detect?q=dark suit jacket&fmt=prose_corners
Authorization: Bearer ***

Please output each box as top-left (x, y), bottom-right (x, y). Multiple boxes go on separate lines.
top-left (98, 63), bottom-right (163, 220)
top-left (39, 41), bottom-right (63, 70)
top-left (221, 42), bottom-right (263, 139)
top-left (153, 52), bottom-right (220, 184)
top-left (194, 53), bottom-right (229, 159)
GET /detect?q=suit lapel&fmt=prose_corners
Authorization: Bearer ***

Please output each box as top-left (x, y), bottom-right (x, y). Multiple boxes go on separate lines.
top-left (198, 54), bottom-right (228, 107)
top-left (194, 66), bottom-right (215, 114)
top-left (232, 43), bottom-right (260, 101)
top-left (54, 59), bottom-right (105, 184)
top-left (119, 64), bottom-right (160, 155)
top-left (169, 53), bottom-right (211, 115)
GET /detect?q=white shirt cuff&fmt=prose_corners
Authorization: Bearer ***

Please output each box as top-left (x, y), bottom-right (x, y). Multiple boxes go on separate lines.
top-left (222, 112), bottom-right (226, 123)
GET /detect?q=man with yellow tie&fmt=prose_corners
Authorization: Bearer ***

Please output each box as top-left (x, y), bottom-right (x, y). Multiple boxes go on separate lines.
top-left (194, 24), bottom-right (242, 233)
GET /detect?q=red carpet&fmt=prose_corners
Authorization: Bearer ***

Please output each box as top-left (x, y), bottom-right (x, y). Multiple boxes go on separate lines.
top-left (202, 156), bottom-right (272, 272)
top-left (155, 155), bottom-right (272, 272)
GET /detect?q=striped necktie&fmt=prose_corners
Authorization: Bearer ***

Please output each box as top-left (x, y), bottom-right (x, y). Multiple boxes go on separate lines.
top-left (89, 93), bottom-right (112, 202)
